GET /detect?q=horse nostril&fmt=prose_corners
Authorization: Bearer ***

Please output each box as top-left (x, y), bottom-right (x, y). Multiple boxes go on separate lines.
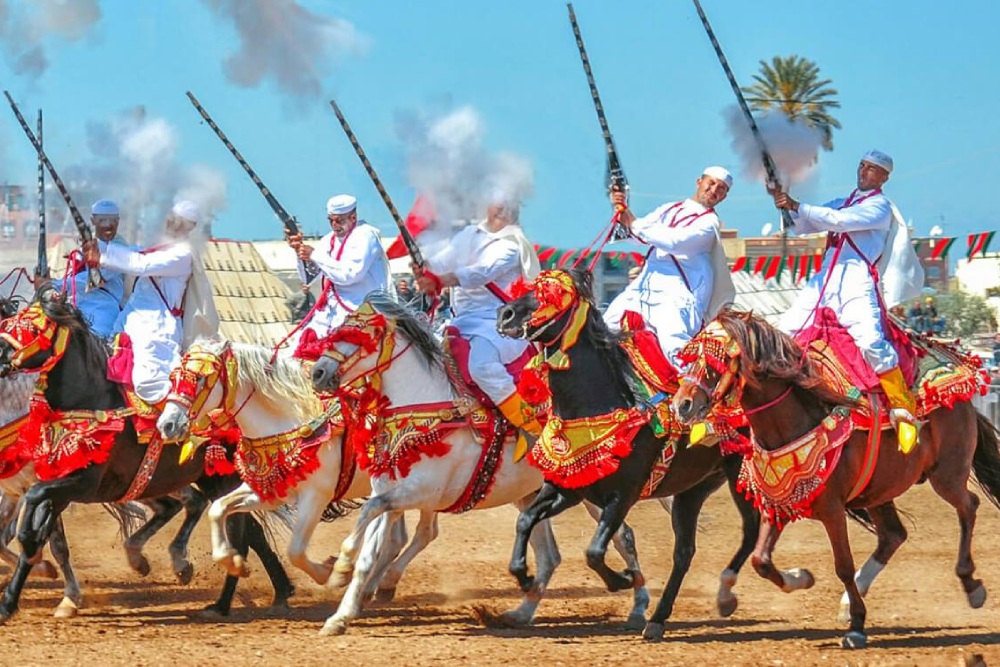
top-left (677, 399), bottom-right (692, 419)
top-left (312, 366), bottom-right (327, 386)
top-left (497, 306), bottom-right (514, 328)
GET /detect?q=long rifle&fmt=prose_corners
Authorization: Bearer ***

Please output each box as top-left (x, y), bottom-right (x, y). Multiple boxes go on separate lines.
top-left (3, 91), bottom-right (103, 288)
top-left (692, 0), bottom-right (794, 252)
top-left (185, 91), bottom-right (318, 283)
top-left (567, 3), bottom-right (629, 241)
top-left (328, 99), bottom-right (425, 267)
top-left (36, 109), bottom-right (48, 278)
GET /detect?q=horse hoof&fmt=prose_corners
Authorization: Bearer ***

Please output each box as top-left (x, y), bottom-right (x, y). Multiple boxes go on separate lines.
top-left (319, 618), bottom-right (348, 636)
top-left (624, 612), bottom-right (647, 631)
top-left (230, 556), bottom-right (250, 579)
top-left (53, 599), bottom-right (79, 619)
top-left (967, 583), bottom-right (987, 609)
top-left (717, 595), bottom-right (738, 618)
top-left (517, 575), bottom-right (536, 594)
top-left (263, 602), bottom-right (291, 618)
top-left (0, 607), bottom-right (17, 625)
top-left (841, 630), bottom-right (867, 649)
top-left (198, 603), bottom-right (230, 619)
top-left (129, 555), bottom-right (152, 578)
top-left (30, 560), bottom-right (59, 580)
top-left (781, 567), bottom-right (815, 593)
top-left (373, 587), bottom-right (396, 604)
top-left (329, 570), bottom-right (352, 589)
top-left (175, 563), bottom-right (195, 586)
top-left (642, 621), bottom-right (665, 642)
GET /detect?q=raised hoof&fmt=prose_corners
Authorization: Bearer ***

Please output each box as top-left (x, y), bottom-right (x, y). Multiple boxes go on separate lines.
top-left (329, 570), bottom-right (352, 589)
top-left (29, 560), bottom-right (59, 580)
top-left (129, 554), bottom-right (152, 578)
top-left (642, 621), bottom-right (665, 641)
top-left (607, 570), bottom-right (636, 593)
top-left (230, 555), bottom-right (250, 579)
top-left (514, 574), bottom-right (536, 594)
top-left (53, 598), bottom-right (79, 619)
top-left (175, 563), bottom-right (195, 586)
top-left (717, 595), bottom-right (738, 618)
top-left (841, 630), bottom-right (867, 649)
top-left (373, 587), bottom-right (396, 605)
top-left (198, 603), bottom-right (230, 618)
top-left (319, 618), bottom-right (348, 636)
top-left (967, 583), bottom-right (987, 609)
top-left (624, 612), bottom-right (646, 631)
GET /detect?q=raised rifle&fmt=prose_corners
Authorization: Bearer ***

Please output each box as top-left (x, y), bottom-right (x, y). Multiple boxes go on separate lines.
top-left (36, 109), bottom-right (48, 279)
top-left (185, 91), bottom-right (319, 283)
top-left (4, 91), bottom-right (103, 288)
top-left (328, 99), bottom-right (425, 268)
top-left (692, 0), bottom-right (794, 251)
top-left (567, 3), bottom-right (630, 241)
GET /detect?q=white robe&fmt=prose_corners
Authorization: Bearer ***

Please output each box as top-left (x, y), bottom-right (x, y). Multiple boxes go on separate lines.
top-left (298, 222), bottom-right (391, 338)
top-left (428, 221), bottom-right (536, 403)
top-left (603, 199), bottom-right (723, 366)
top-left (103, 241), bottom-right (193, 403)
top-left (779, 189), bottom-right (901, 374)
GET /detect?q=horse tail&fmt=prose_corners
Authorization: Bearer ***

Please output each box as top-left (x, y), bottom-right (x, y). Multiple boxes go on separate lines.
top-left (101, 501), bottom-right (147, 540)
top-left (846, 508), bottom-right (876, 533)
top-left (253, 505), bottom-right (296, 545)
top-left (972, 411), bottom-right (1000, 510)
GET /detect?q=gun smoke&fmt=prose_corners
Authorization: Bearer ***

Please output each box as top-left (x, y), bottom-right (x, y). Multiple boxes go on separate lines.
top-left (0, 0), bottom-right (101, 79)
top-left (724, 106), bottom-right (823, 190)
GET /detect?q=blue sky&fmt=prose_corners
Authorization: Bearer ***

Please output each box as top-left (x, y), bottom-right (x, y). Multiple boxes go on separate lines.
top-left (1, 0), bottom-right (998, 250)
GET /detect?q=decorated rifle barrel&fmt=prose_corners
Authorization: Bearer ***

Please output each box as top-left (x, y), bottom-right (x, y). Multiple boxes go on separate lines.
top-left (36, 108), bottom-right (48, 278)
top-left (185, 91), bottom-right (318, 283)
top-left (328, 99), bottom-right (424, 267)
top-left (3, 91), bottom-right (103, 288)
top-left (567, 3), bottom-right (630, 241)
top-left (691, 0), bottom-right (794, 235)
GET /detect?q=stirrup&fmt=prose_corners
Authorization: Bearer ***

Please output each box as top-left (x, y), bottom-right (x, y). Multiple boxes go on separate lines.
top-left (889, 408), bottom-right (918, 454)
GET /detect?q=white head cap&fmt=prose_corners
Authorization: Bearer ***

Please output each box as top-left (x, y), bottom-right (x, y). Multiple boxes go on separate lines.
top-left (91, 199), bottom-right (120, 217)
top-left (702, 166), bottom-right (733, 188)
top-left (171, 200), bottom-right (200, 225)
top-left (326, 194), bottom-right (357, 216)
top-left (861, 149), bottom-right (893, 174)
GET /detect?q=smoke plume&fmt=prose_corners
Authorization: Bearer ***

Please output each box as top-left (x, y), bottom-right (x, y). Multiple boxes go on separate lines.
top-left (724, 106), bottom-right (823, 189)
top-left (199, 0), bottom-right (366, 104)
top-left (0, 0), bottom-right (101, 79)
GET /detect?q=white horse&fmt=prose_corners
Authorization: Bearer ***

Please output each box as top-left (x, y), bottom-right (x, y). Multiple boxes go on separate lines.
top-left (307, 297), bottom-right (655, 636)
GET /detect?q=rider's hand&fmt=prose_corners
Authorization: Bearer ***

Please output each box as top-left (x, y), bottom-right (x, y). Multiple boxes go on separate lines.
top-left (81, 240), bottom-right (100, 268)
top-left (285, 230), bottom-right (304, 250)
top-left (296, 244), bottom-right (314, 261)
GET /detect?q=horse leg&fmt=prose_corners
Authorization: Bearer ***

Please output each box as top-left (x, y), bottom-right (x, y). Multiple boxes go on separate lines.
top-left (371, 511), bottom-right (431, 603)
top-left (749, 517), bottom-right (814, 593)
top-left (166, 486), bottom-right (209, 585)
top-left (320, 512), bottom-right (397, 636)
top-left (928, 469), bottom-right (985, 607)
top-left (287, 485), bottom-right (341, 585)
top-left (0, 496), bottom-right (57, 579)
top-left (495, 496), bottom-right (562, 628)
top-left (125, 496), bottom-right (182, 577)
top-left (510, 482), bottom-right (581, 592)
top-left (585, 491), bottom-right (639, 594)
top-left (584, 499), bottom-right (648, 630)
top-left (207, 483), bottom-right (261, 577)
top-left (244, 512), bottom-right (296, 612)
top-left (47, 517), bottom-right (82, 619)
top-left (838, 502), bottom-right (907, 623)
top-left (817, 507), bottom-right (868, 649)
top-left (361, 512), bottom-right (410, 603)
top-left (203, 512), bottom-right (251, 617)
top-left (714, 457), bottom-right (760, 618)
top-left (643, 477), bottom-right (717, 641)
top-left (329, 493), bottom-right (394, 589)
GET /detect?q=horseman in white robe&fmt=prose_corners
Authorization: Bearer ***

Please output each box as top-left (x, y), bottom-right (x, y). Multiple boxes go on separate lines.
top-left (59, 199), bottom-right (127, 339)
top-left (413, 191), bottom-right (541, 460)
top-left (286, 194), bottom-right (391, 356)
top-left (771, 149), bottom-right (924, 451)
top-left (604, 166), bottom-right (736, 367)
top-left (83, 200), bottom-right (200, 404)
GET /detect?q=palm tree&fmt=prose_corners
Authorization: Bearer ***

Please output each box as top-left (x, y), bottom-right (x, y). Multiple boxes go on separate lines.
top-left (742, 55), bottom-right (841, 151)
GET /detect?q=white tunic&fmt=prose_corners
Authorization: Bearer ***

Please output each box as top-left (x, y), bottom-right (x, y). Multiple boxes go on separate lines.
top-left (61, 238), bottom-right (127, 339)
top-left (102, 241), bottom-right (193, 403)
top-left (603, 199), bottom-right (720, 366)
top-left (428, 222), bottom-right (532, 403)
top-left (778, 189), bottom-right (897, 373)
top-left (298, 222), bottom-right (391, 338)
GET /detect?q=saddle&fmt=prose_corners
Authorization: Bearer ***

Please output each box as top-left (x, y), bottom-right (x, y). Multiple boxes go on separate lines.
top-left (106, 332), bottom-right (162, 443)
top-left (796, 307), bottom-right (985, 430)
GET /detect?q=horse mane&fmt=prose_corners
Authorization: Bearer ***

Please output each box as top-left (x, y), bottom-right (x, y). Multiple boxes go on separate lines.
top-left (714, 308), bottom-right (858, 409)
top-left (0, 371), bottom-right (33, 423)
top-left (225, 341), bottom-right (323, 422)
top-left (38, 290), bottom-right (110, 381)
top-left (566, 268), bottom-right (634, 401)
top-left (365, 291), bottom-right (443, 371)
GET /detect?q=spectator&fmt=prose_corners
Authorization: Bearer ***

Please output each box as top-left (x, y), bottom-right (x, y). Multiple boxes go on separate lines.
top-left (992, 333), bottom-right (1000, 366)
top-left (924, 296), bottom-right (945, 334)
top-left (906, 299), bottom-right (926, 332)
top-left (397, 276), bottom-right (415, 304)
top-left (287, 283), bottom-right (316, 324)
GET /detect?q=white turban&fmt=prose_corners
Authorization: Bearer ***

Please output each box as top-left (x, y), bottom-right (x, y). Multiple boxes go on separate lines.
top-left (91, 199), bottom-right (120, 216)
top-left (702, 166), bottom-right (733, 188)
top-left (171, 200), bottom-right (200, 225)
top-left (326, 194), bottom-right (357, 215)
top-left (862, 149), bottom-right (893, 174)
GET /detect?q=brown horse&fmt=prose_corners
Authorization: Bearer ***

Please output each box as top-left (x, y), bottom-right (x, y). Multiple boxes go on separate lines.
top-left (671, 308), bottom-right (1000, 649)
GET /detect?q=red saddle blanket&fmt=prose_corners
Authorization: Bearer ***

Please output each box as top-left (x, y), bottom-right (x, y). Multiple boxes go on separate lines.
top-left (442, 326), bottom-right (533, 410)
top-left (796, 308), bottom-right (986, 429)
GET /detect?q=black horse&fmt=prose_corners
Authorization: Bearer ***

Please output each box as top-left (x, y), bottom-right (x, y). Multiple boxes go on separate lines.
top-left (0, 290), bottom-right (293, 621)
top-left (496, 269), bottom-right (767, 640)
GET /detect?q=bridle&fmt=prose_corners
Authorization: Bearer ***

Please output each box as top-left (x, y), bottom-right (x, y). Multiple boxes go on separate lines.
top-left (319, 304), bottom-right (411, 399)
top-left (167, 342), bottom-right (249, 436)
top-left (0, 302), bottom-right (71, 379)
top-left (678, 321), bottom-right (745, 411)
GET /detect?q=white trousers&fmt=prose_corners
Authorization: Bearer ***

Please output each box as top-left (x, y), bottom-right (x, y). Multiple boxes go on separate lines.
top-left (603, 287), bottom-right (702, 367)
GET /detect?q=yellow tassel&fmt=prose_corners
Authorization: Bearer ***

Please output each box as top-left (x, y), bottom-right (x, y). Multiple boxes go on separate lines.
top-left (898, 421), bottom-right (917, 454)
top-left (690, 422), bottom-right (708, 445)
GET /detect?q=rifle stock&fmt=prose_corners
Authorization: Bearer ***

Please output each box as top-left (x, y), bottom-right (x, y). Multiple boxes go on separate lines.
top-left (185, 91), bottom-right (318, 283)
top-left (4, 91), bottom-right (103, 288)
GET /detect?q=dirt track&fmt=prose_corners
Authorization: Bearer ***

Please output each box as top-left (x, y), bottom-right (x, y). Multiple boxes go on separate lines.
top-left (2, 482), bottom-right (999, 666)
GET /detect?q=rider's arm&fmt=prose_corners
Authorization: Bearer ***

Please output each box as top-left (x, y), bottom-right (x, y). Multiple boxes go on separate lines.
top-left (631, 214), bottom-right (717, 255)
top-left (100, 243), bottom-right (192, 278)
top-left (453, 238), bottom-right (519, 288)
top-left (795, 197), bottom-right (892, 234)
top-left (310, 228), bottom-right (380, 286)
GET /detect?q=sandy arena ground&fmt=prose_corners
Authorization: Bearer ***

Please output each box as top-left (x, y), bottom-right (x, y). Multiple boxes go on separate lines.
top-left (1, 482), bottom-right (998, 666)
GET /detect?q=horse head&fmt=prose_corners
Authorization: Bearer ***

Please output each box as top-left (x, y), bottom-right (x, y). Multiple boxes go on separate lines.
top-left (310, 300), bottom-right (397, 394)
top-left (496, 268), bottom-right (596, 347)
top-left (671, 315), bottom-right (746, 424)
top-left (158, 339), bottom-right (235, 444)
top-left (0, 285), bottom-right (75, 378)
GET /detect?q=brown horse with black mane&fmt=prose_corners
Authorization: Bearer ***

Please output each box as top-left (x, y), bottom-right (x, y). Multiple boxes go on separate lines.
top-left (672, 307), bottom-right (1000, 649)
